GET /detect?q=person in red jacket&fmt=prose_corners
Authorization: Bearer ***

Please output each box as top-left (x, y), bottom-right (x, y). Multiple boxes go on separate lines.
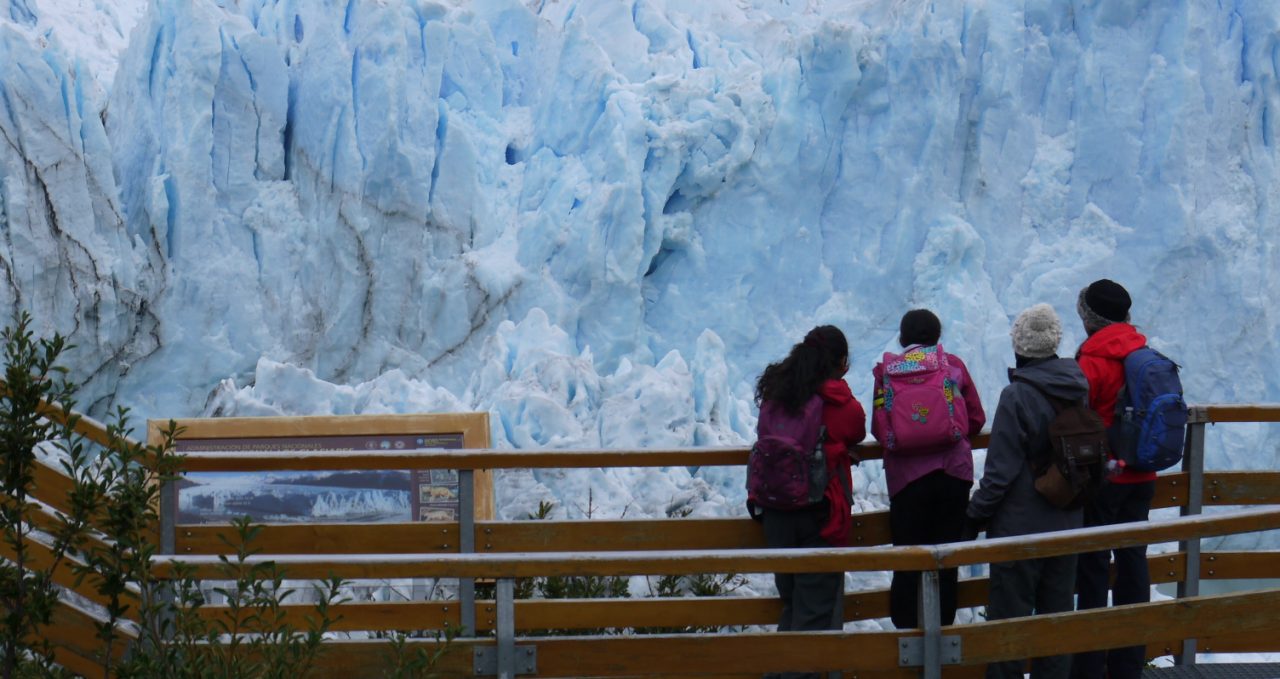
top-left (754, 325), bottom-right (866, 679)
top-left (1070, 279), bottom-right (1155, 679)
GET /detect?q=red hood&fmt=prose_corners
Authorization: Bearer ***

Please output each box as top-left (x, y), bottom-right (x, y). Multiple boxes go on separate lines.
top-left (1079, 322), bottom-right (1147, 360)
top-left (819, 378), bottom-right (855, 405)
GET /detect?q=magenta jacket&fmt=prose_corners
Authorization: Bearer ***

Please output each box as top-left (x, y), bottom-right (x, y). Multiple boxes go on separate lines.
top-left (871, 346), bottom-right (986, 498)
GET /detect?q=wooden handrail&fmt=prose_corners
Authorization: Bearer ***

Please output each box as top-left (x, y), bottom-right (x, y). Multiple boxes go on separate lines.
top-left (0, 378), bottom-right (124, 450)
top-left (153, 506), bottom-right (1280, 580)
top-left (273, 587), bottom-right (1280, 678)
top-left (174, 470), bottom-right (1204, 555)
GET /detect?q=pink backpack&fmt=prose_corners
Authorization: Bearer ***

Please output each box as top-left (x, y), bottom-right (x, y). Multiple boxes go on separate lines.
top-left (874, 344), bottom-right (966, 452)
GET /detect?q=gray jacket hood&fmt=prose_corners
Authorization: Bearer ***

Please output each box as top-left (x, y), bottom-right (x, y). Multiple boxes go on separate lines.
top-left (1008, 357), bottom-right (1090, 403)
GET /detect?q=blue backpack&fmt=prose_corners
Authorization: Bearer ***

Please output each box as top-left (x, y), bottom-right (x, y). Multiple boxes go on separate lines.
top-left (1112, 347), bottom-right (1188, 472)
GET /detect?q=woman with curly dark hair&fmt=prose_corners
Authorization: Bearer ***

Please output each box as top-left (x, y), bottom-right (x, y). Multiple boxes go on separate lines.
top-left (754, 325), bottom-right (866, 678)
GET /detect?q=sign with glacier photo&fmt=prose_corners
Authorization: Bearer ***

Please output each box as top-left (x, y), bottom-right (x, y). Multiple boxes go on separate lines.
top-left (153, 414), bottom-right (492, 524)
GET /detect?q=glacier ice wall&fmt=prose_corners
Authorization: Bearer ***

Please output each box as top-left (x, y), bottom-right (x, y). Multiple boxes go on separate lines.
top-left (2, 0), bottom-right (1280, 515)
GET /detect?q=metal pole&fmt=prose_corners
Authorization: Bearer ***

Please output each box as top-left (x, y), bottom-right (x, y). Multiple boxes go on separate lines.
top-left (1176, 415), bottom-right (1207, 666)
top-left (459, 468), bottom-right (476, 637)
top-left (154, 479), bottom-right (178, 646)
top-left (496, 577), bottom-right (516, 679)
top-left (919, 570), bottom-right (942, 679)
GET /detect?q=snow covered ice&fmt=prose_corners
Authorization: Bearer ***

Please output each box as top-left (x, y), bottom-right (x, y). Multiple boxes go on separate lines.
top-left (2, 0), bottom-right (1280, 549)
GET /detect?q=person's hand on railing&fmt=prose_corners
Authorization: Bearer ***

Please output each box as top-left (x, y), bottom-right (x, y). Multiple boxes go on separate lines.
top-left (960, 515), bottom-right (988, 541)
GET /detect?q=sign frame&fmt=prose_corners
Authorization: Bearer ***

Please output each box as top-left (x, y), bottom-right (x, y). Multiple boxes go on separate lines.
top-left (147, 412), bottom-right (494, 523)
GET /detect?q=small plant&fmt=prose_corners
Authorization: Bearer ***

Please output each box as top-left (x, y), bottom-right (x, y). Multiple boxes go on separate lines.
top-left (511, 498), bottom-right (629, 636)
top-left (68, 410), bottom-right (186, 675)
top-left (640, 503), bottom-right (745, 633)
top-left (0, 314), bottom-right (92, 679)
top-left (115, 516), bottom-right (347, 679)
top-left (1, 315), bottom-right (349, 678)
top-left (381, 623), bottom-right (460, 678)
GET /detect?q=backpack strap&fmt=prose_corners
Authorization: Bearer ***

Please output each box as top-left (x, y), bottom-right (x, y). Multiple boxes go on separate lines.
top-left (1009, 376), bottom-right (1077, 471)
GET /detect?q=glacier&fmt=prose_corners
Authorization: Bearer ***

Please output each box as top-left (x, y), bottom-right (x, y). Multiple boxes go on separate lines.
top-left (2, 0), bottom-right (1280, 530)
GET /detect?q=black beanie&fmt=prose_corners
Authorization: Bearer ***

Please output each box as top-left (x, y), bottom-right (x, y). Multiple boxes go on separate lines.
top-left (1083, 279), bottom-right (1131, 323)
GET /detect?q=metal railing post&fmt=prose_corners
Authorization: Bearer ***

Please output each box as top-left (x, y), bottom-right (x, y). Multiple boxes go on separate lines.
top-left (155, 478), bottom-right (179, 643)
top-left (459, 469), bottom-right (476, 637)
top-left (1176, 412), bottom-right (1207, 666)
top-left (919, 570), bottom-right (942, 679)
top-left (496, 577), bottom-right (516, 679)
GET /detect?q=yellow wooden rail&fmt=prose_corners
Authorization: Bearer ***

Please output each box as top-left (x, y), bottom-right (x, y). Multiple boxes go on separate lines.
top-left (170, 471), bottom-right (1218, 557)
top-left (202, 551), bottom-right (1203, 633)
top-left (283, 587), bottom-right (1280, 679)
top-left (154, 506), bottom-right (1280, 580)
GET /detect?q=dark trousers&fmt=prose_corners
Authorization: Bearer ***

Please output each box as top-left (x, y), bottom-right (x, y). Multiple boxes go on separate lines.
top-left (889, 470), bottom-right (972, 628)
top-left (1071, 480), bottom-right (1155, 679)
top-left (762, 504), bottom-right (843, 679)
top-left (986, 554), bottom-right (1078, 679)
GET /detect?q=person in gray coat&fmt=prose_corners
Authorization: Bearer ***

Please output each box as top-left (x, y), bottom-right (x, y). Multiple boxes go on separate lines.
top-left (964, 303), bottom-right (1089, 679)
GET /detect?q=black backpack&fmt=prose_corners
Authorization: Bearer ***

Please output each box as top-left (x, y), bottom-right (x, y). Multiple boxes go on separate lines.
top-left (1016, 379), bottom-right (1108, 510)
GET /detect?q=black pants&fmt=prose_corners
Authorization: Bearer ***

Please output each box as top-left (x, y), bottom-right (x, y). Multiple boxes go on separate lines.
top-left (762, 504), bottom-right (843, 679)
top-left (1071, 480), bottom-right (1155, 679)
top-left (889, 470), bottom-right (972, 628)
top-left (986, 554), bottom-right (1078, 679)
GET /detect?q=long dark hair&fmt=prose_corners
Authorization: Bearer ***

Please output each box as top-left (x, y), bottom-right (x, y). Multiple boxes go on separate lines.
top-left (754, 325), bottom-right (849, 414)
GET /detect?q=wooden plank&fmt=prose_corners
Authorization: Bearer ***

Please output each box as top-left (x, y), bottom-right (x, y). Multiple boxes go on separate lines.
top-left (1153, 472), bottom-right (1189, 509)
top-left (0, 527), bottom-right (134, 617)
top-left (30, 457), bottom-right (76, 515)
top-left (1200, 551), bottom-right (1280, 580)
top-left (224, 552), bottom-right (1184, 635)
top-left (1192, 627), bottom-right (1280, 653)
top-left (175, 447), bottom-right (754, 472)
top-left (1203, 471), bottom-right (1280, 505)
top-left (956, 588), bottom-right (1280, 664)
top-left (934, 507), bottom-right (1280, 569)
top-left (304, 630), bottom-right (909, 677)
top-left (480, 518), bottom-right (771, 552)
top-left (849, 510), bottom-right (892, 546)
top-left (176, 522), bottom-right (462, 555)
top-left (154, 542), bottom-right (941, 580)
top-left (160, 412), bottom-right (491, 442)
top-left (155, 507), bottom-right (1280, 580)
top-left (176, 511), bottom-right (893, 555)
top-left (1201, 404), bottom-right (1280, 423)
top-left (46, 599), bottom-right (134, 678)
top-left (217, 587), bottom-right (1280, 679)
top-left (169, 430), bottom-right (985, 474)
top-left (0, 377), bottom-right (121, 450)
top-left (1, 495), bottom-right (112, 555)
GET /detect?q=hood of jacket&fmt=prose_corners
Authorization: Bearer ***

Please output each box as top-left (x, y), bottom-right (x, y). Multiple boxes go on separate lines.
top-left (1078, 322), bottom-right (1147, 361)
top-left (1008, 357), bottom-right (1090, 402)
top-left (819, 378), bottom-right (855, 406)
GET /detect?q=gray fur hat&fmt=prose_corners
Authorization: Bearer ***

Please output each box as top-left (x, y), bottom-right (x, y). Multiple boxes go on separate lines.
top-left (1011, 303), bottom-right (1062, 358)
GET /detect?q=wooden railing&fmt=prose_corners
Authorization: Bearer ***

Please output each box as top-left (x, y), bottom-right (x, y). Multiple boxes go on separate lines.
top-left (12, 402), bottom-right (1280, 677)
top-left (149, 507), bottom-right (1280, 678)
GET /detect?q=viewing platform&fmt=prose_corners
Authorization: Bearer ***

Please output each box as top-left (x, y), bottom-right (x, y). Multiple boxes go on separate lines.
top-left (14, 399), bottom-right (1280, 677)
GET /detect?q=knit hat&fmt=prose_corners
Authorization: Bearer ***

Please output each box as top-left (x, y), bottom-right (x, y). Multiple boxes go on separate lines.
top-left (1078, 279), bottom-right (1131, 328)
top-left (1011, 304), bottom-right (1062, 359)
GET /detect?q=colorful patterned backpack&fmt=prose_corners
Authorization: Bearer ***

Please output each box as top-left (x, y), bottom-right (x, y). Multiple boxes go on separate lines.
top-left (873, 344), bottom-right (967, 452)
